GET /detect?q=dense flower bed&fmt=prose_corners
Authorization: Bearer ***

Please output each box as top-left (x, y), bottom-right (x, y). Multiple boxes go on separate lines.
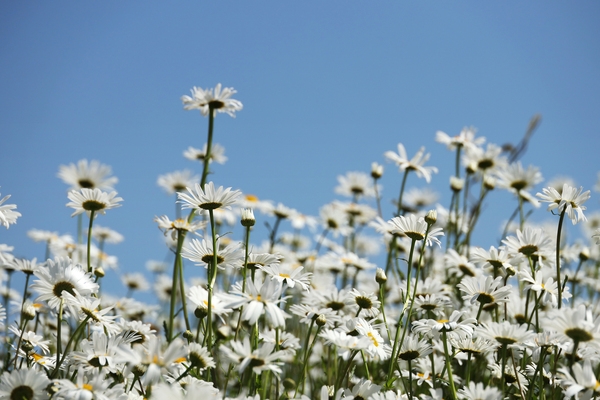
top-left (1, 84), bottom-right (600, 399)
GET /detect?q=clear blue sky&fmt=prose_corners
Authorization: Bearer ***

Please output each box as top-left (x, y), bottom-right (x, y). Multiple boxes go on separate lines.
top-left (1, 2), bottom-right (599, 297)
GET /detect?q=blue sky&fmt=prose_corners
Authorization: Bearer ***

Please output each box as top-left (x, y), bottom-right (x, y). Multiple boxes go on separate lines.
top-left (1, 2), bottom-right (599, 297)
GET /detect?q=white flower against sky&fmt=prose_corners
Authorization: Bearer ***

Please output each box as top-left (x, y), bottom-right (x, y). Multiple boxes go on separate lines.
top-left (154, 215), bottom-right (205, 240)
top-left (0, 192), bottom-right (21, 229)
top-left (184, 143), bottom-right (228, 164)
top-left (463, 143), bottom-right (507, 174)
top-left (31, 257), bottom-right (98, 310)
top-left (558, 360), bottom-right (600, 399)
top-left (501, 227), bottom-right (554, 267)
top-left (476, 321), bottom-right (535, 350)
top-left (335, 171), bottom-right (377, 198)
top-left (495, 161), bottom-right (543, 207)
top-left (384, 143), bottom-right (438, 183)
top-left (457, 275), bottom-right (512, 307)
top-left (258, 262), bottom-right (312, 290)
top-left (187, 285), bottom-right (232, 320)
top-left (58, 159), bottom-right (118, 191)
top-left (66, 188), bottom-right (123, 217)
top-left (182, 237), bottom-right (244, 270)
top-left (537, 183), bottom-right (591, 225)
top-left (91, 225), bottom-right (124, 244)
top-left (436, 126), bottom-right (485, 152)
top-left (181, 83), bottom-right (243, 117)
top-left (157, 169), bottom-right (200, 195)
top-left (388, 214), bottom-right (444, 247)
top-left (178, 182), bottom-right (241, 211)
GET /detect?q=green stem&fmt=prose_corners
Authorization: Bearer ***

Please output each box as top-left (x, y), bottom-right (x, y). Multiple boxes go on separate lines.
top-left (168, 230), bottom-right (186, 342)
top-left (200, 108), bottom-right (216, 187)
top-left (395, 170), bottom-right (410, 216)
top-left (556, 209), bottom-right (566, 309)
top-left (86, 210), bottom-right (95, 273)
top-left (442, 330), bottom-right (457, 400)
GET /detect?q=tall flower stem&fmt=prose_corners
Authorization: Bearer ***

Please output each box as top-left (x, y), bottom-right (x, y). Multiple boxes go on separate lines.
top-left (387, 238), bottom-right (417, 387)
top-left (395, 170), bottom-right (410, 216)
top-left (168, 230), bottom-right (186, 342)
top-left (442, 330), bottom-right (458, 400)
top-left (556, 209), bottom-right (566, 309)
top-left (86, 210), bottom-right (95, 273)
top-left (200, 108), bottom-right (216, 188)
top-left (206, 209), bottom-right (219, 355)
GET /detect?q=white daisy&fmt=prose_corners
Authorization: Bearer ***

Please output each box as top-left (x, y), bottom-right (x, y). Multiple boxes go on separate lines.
top-left (178, 182), bottom-right (241, 211)
top-left (57, 159), bottom-right (118, 190)
top-left (388, 214), bottom-right (444, 247)
top-left (537, 183), bottom-right (591, 225)
top-left (66, 188), bottom-right (123, 217)
top-left (0, 192), bottom-right (21, 229)
top-left (31, 257), bottom-right (98, 310)
top-left (181, 237), bottom-right (243, 270)
top-left (0, 368), bottom-right (50, 400)
top-left (181, 83), bottom-right (243, 117)
top-left (157, 169), bottom-right (200, 195)
top-left (183, 143), bottom-right (228, 164)
top-left (384, 143), bottom-right (438, 183)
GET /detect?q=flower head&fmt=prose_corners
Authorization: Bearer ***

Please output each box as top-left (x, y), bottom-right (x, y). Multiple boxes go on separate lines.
top-left (388, 214), bottom-right (444, 247)
top-left (181, 83), bottom-right (243, 117)
top-left (384, 143), bottom-right (438, 183)
top-left (0, 192), bottom-right (21, 229)
top-left (157, 170), bottom-right (199, 195)
top-left (178, 182), bottom-right (241, 211)
top-left (66, 188), bottom-right (123, 217)
top-left (537, 183), bottom-right (591, 224)
top-left (58, 159), bottom-right (118, 190)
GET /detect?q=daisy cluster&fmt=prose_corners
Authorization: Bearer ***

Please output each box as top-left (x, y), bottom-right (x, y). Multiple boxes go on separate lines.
top-left (1, 85), bottom-right (600, 400)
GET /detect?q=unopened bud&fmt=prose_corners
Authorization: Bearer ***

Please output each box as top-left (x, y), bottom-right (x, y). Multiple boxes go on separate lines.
top-left (579, 247), bottom-right (590, 262)
top-left (183, 330), bottom-right (194, 341)
top-left (371, 162), bottom-right (384, 179)
top-left (94, 266), bottom-right (105, 278)
top-left (283, 378), bottom-right (296, 390)
top-left (194, 307), bottom-right (208, 320)
top-left (376, 268), bottom-right (387, 284)
top-left (316, 314), bottom-right (327, 327)
top-left (484, 176), bottom-right (496, 190)
top-left (466, 162), bottom-right (477, 175)
top-left (241, 208), bottom-right (256, 227)
top-left (425, 210), bottom-right (437, 225)
top-left (450, 177), bottom-right (465, 192)
top-left (21, 301), bottom-right (37, 321)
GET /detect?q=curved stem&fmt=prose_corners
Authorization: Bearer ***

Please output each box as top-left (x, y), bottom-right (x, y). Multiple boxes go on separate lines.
top-left (86, 210), bottom-right (95, 273)
top-left (395, 170), bottom-right (410, 217)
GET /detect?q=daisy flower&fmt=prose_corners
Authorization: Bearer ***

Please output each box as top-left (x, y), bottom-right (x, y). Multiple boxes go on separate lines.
top-left (63, 291), bottom-right (119, 335)
top-left (457, 275), bottom-right (512, 307)
top-left (436, 126), bottom-right (485, 151)
top-left (0, 192), bottom-right (21, 229)
top-left (544, 304), bottom-right (600, 349)
top-left (319, 329), bottom-right (371, 360)
top-left (384, 143), bottom-right (438, 183)
top-left (226, 278), bottom-right (289, 327)
top-left (121, 272), bottom-right (150, 293)
top-left (501, 227), bottom-right (553, 266)
top-left (558, 360), bottom-right (600, 399)
top-left (157, 169), bottom-right (200, 195)
top-left (335, 171), bottom-right (377, 198)
top-left (181, 83), bottom-right (243, 117)
top-left (259, 263), bottom-right (312, 290)
top-left (187, 285), bottom-right (232, 320)
top-left (0, 368), bottom-right (51, 400)
top-left (396, 333), bottom-right (433, 361)
top-left (353, 318), bottom-right (391, 360)
top-left (184, 143), bottom-right (228, 164)
top-left (470, 246), bottom-right (514, 275)
top-left (31, 257), bottom-right (98, 310)
top-left (412, 310), bottom-right (477, 339)
top-left (154, 215), bottom-right (205, 240)
top-left (463, 143), bottom-right (507, 174)
top-left (476, 321), bottom-right (534, 350)
top-left (537, 183), bottom-right (591, 225)
top-left (457, 381), bottom-right (502, 400)
top-left (388, 214), bottom-right (444, 247)
top-left (348, 289), bottom-right (381, 318)
top-left (342, 379), bottom-right (381, 399)
top-left (57, 159), bottom-right (118, 190)
top-left (91, 225), bottom-right (123, 244)
top-left (66, 188), bottom-right (123, 217)
top-left (186, 343), bottom-right (216, 370)
top-left (495, 161), bottom-right (543, 207)
top-left (178, 181), bottom-right (241, 211)
top-left (221, 338), bottom-right (287, 376)
top-left (181, 237), bottom-right (243, 270)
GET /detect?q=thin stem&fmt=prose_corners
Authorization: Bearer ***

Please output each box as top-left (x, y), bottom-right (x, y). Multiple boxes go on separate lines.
top-left (395, 170), bottom-right (410, 216)
top-left (200, 108), bottom-right (216, 187)
top-left (86, 210), bottom-right (95, 273)
top-left (556, 209), bottom-right (566, 309)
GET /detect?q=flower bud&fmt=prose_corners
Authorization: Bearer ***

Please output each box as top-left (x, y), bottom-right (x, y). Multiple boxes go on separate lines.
top-left (183, 330), bottom-right (194, 341)
top-left (466, 162), bottom-right (477, 175)
top-left (484, 176), bottom-right (496, 190)
top-left (371, 162), bottom-right (384, 179)
top-left (425, 210), bottom-right (437, 225)
top-left (316, 314), bottom-right (327, 327)
top-left (375, 268), bottom-right (387, 284)
top-left (450, 177), bottom-right (465, 192)
top-left (94, 266), bottom-right (105, 278)
top-left (241, 208), bottom-right (255, 227)
top-left (21, 301), bottom-right (37, 321)
top-left (579, 247), bottom-right (590, 262)
top-left (194, 306), bottom-right (208, 320)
